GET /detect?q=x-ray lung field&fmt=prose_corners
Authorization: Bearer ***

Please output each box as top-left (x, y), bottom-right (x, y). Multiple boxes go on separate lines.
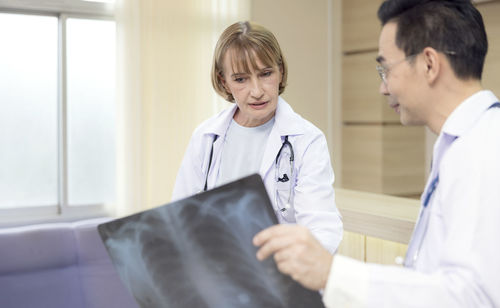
top-left (98, 174), bottom-right (325, 308)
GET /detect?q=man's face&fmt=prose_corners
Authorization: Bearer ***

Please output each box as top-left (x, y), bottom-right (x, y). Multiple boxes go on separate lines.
top-left (377, 22), bottom-right (427, 125)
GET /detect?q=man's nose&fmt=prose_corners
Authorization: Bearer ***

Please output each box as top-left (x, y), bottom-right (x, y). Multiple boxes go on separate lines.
top-left (379, 80), bottom-right (389, 96)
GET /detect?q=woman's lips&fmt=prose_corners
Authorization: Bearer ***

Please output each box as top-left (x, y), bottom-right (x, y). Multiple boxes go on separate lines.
top-left (249, 101), bottom-right (268, 110)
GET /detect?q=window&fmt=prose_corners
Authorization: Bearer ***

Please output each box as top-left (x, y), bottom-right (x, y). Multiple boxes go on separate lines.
top-left (0, 0), bottom-right (116, 225)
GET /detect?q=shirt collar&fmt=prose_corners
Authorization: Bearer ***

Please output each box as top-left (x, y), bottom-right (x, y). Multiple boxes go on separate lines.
top-left (441, 90), bottom-right (499, 138)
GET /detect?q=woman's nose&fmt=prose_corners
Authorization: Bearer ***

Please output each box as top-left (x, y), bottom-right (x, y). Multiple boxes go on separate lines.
top-left (250, 78), bottom-right (264, 98)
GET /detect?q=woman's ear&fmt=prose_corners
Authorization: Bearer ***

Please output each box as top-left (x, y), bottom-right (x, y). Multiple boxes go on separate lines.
top-left (219, 73), bottom-right (230, 92)
top-left (219, 73), bottom-right (233, 101)
top-left (279, 63), bottom-right (284, 83)
top-left (421, 47), bottom-right (440, 85)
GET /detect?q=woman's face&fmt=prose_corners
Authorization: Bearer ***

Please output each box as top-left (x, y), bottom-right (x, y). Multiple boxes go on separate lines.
top-left (221, 50), bottom-right (282, 127)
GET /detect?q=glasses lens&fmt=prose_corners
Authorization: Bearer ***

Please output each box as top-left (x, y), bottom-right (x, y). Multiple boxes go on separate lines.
top-left (376, 65), bottom-right (387, 84)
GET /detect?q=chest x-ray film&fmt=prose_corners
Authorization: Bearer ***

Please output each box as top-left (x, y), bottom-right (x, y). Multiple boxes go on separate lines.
top-left (98, 174), bottom-right (325, 308)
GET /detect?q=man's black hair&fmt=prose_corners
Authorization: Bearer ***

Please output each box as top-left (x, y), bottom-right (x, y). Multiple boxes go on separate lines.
top-left (378, 0), bottom-right (487, 80)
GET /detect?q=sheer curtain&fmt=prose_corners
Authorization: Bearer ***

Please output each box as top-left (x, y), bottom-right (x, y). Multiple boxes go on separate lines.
top-left (114, 0), bottom-right (250, 216)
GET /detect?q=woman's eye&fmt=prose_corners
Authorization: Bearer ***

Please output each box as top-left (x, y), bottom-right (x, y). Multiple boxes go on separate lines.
top-left (261, 71), bottom-right (272, 77)
top-left (234, 77), bottom-right (246, 83)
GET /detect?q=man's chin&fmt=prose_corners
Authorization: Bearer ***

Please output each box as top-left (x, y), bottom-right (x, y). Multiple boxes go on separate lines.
top-left (399, 114), bottom-right (424, 126)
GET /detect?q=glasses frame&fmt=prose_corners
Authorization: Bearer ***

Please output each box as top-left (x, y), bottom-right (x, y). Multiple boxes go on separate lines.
top-left (376, 50), bottom-right (457, 85)
top-left (376, 54), bottom-right (418, 85)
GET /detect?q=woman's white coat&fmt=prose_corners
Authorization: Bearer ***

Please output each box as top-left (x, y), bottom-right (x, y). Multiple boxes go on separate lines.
top-left (172, 97), bottom-right (343, 252)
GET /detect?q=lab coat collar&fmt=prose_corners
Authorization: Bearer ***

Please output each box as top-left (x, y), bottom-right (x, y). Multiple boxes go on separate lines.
top-left (203, 104), bottom-right (238, 138)
top-left (274, 96), bottom-right (306, 137)
top-left (441, 90), bottom-right (499, 138)
top-left (202, 96), bottom-right (306, 138)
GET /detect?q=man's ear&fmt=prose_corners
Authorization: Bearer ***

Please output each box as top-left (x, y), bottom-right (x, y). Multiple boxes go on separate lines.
top-left (421, 47), bottom-right (440, 85)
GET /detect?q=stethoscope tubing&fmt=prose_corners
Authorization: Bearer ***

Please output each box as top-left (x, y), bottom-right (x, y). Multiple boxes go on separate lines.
top-left (203, 135), bottom-right (295, 212)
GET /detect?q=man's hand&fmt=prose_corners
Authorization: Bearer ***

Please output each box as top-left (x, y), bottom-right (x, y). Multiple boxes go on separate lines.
top-left (253, 224), bottom-right (333, 290)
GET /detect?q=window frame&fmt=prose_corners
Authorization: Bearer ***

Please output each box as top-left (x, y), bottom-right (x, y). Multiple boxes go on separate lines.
top-left (0, 0), bottom-right (116, 227)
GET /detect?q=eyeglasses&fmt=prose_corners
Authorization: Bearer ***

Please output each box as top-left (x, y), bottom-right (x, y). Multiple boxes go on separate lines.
top-left (376, 50), bottom-right (457, 85)
top-left (376, 54), bottom-right (418, 85)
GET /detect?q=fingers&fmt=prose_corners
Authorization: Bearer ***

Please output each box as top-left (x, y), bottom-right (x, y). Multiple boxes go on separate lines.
top-left (253, 224), bottom-right (302, 261)
top-left (253, 224), bottom-right (291, 246)
top-left (275, 255), bottom-right (294, 276)
top-left (255, 232), bottom-right (296, 260)
top-left (253, 224), bottom-right (334, 291)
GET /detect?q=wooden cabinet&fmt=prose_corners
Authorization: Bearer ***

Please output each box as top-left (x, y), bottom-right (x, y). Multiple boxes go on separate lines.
top-left (337, 232), bottom-right (408, 266)
top-left (365, 236), bottom-right (407, 265)
top-left (335, 188), bottom-right (418, 265)
top-left (336, 231), bottom-right (365, 262)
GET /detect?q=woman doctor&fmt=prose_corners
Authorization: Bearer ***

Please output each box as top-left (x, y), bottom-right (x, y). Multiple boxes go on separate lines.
top-left (172, 21), bottom-right (342, 253)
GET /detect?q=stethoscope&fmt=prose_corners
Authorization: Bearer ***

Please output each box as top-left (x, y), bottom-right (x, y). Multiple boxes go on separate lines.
top-left (404, 101), bottom-right (500, 268)
top-left (203, 135), bottom-right (295, 218)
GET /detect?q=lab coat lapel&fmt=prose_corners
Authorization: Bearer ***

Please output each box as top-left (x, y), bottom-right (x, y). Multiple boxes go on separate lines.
top-left (204, 103), bottom-right (238, 189)
top-left (259, 97), bottom-right (303, 178)
top-left (207, 136), bottom-right (224, 189)
top-left (259, 127), bottom-right (282, 179)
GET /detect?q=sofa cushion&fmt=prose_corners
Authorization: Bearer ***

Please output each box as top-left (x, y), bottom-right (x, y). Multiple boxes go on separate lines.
top-left (0, 223), bottom-right (84, 308)
top-left (0, 218), bottom-right (139, 308)
top-left (74, 218), bottom-right (138, 308)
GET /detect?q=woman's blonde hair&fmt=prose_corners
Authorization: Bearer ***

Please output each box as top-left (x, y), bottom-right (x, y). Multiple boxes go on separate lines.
top-left (211, 21), bottom-right (288, 102)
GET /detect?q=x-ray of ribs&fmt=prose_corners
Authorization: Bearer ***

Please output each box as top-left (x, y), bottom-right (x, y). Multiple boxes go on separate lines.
top-left (134, 188), bottom-right (286, 308)
top-left (100, 175), bottom-right (325, 308)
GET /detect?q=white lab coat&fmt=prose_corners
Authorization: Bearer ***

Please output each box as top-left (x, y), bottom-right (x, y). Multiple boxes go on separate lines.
top-left (172, 97), bottom-right (343, 253)
top-left (323, 90), bottom-right (500, 307)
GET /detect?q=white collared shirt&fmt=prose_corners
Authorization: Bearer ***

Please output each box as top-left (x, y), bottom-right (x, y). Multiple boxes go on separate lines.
top-left (324, 90), bottom-right (500, 307)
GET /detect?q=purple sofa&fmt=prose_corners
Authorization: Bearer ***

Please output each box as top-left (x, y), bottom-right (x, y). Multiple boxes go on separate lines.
top-left (0, 218), bottom-right (139, 308)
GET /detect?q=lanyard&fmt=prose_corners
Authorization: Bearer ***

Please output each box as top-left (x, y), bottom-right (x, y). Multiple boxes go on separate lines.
top-left (423, 176), bottom-right (439, 207)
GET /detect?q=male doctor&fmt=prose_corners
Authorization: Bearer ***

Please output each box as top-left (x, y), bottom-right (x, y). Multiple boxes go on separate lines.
top-left (254, 0), bottom-right (500, 307)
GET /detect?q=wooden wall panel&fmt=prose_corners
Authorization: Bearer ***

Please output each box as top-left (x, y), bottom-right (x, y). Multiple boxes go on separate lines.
top-left (342, 0), bottom-right (384, 52)
top-left (382, 126), bottom-right (426, 195)
top-left (479, 2), bottom-right (500, 96)
top-left (343, 125), bottom-right (425, 195)
top-left (342, 52), bottom-right (401, 123)
top-left (341, 0), bottom-right (426, 197)
top-left (342, 125), bottom-right (383, 192)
